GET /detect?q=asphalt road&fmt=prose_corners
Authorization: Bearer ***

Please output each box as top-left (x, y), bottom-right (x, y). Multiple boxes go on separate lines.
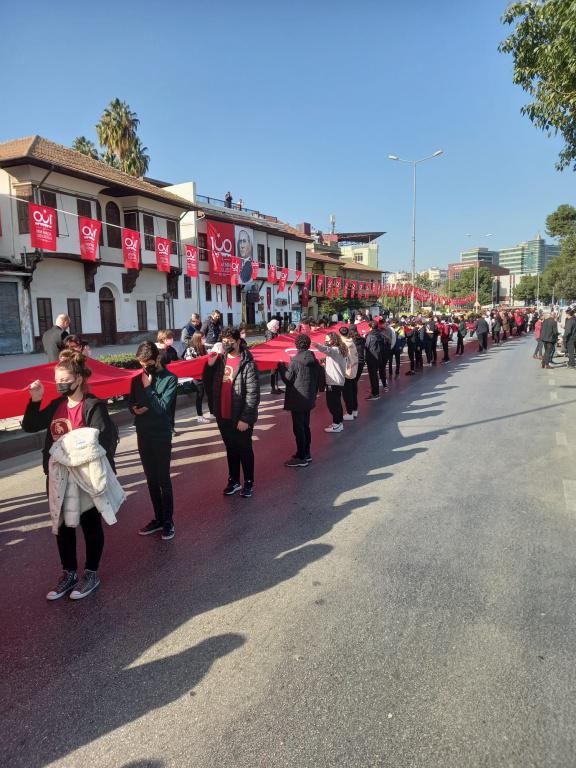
top-left (1, 335), bottom-right (575, 768)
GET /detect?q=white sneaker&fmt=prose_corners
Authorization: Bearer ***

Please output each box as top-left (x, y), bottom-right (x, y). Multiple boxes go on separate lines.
top-left (352, 410), bottom-right (359, 418)
top-left (343, 414), bottom-right (354, 421)
top-left (197, 416), bottom-right (210, 424)
top-left (324, 423), bottom-right (343, 433)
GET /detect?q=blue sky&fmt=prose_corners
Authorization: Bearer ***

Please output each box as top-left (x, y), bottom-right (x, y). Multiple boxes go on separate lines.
top-left (1, 0), bottom-right (573, 271)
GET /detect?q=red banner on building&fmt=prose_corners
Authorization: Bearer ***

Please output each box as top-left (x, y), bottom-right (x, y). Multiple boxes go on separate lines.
top-left (251, 261), bottom-right (260, 280)
top-left (29, 203), bottom-right (57, 251)
top-left (185, 244), bottom-right (198, 277)
top-left (334, 277), bottom-right (342, 298)
top-left (268, 264), bottom-right (277, 283)
top-left (155, 236), bottom-right (171, 273)
top-left (230, 257), bottom-right (241, 286)
top-left (78, 217), bottom-right (101, 262)
top-left (289, 270), bottom-right (302, 292)
top-left (122, 228), bottom-right (140, 270)
top-left (316, 274), bottom-right (325, 293)
top-left (303, 273), bottom-right (312, 289)
top-left (343, 279), bottom-right (350, 298)
top-left (207, 219), bottom-right (235, 284)
top-left (326, 277), bottom-right (334, 298)
top-left (278, 267), bottom-right (289, 292)
top-left (350, 280), bottom-right (357, 298)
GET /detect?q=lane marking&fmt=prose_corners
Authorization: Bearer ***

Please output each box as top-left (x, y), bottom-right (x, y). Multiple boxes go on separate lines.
top-left (548, 378), bottom-right (557, 386)
top-left (563, 480), bottom-right (576, 512)
top-left (550, 391), bottom-right (558, 401)
top-left (556, 432), bottom-right (568, 447)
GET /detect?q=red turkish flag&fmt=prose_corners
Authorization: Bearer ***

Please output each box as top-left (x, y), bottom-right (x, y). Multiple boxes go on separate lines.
top-left (334, 277), bottom-right (342, 297)
top-left (304, 273), bottom-right (312, 288)
top-left (185, 245), bottom-right (198, 277)
top-left (230, 257), bottom-right (241, 286)
top-left (268, 264), bottom-right (277, 283)
top-left (350, 281), bottom-right (357, 298)
top-left (78, 217), bottom-right (101, 262)
top-left (343, 279), bottom-right (350, 298)
top-left (326, 277), bottom-right (334, 297)
top-left (29, 203), bottom-right (57, 251)
top-left (316, 274), bottom-right (325, 293)
top-left (155, 236), bottom-right (171, 273)
top-left (289, 270), bottom-right (302, 292)
top-left (122, 228), bottom-right (140, 269)
top-left (251, 261), bottom-right (260, 280)
top-left (358, 283), bottom-right (363, 299)
top-left (278, 267), bottom-right (289, 292)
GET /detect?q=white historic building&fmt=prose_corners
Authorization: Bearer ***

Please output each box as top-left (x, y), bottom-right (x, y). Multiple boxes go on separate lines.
top-left (0, 136), bottom-right (310, 353)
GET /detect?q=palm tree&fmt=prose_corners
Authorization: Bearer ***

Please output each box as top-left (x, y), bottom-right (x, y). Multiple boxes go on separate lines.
top-left (122, 137), bottom-right (150, 177)
top-left (96, 98), bottom-right (140, 165)
top-left (72, 136), bottom-right (100, 160)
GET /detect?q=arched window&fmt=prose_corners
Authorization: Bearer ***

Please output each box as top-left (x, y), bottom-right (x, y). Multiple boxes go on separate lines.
top-left (99, 286), bottom-right (114, 300)
top-left (105, 202), bottom-right (121, 248)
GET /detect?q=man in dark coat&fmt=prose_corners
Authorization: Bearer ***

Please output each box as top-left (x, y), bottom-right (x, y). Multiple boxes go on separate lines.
top-left (277, 334), bottom-right (322, 467)
top-left (201, 310), bottom-right (223, 352)
top-left (205, 326), bottom-right (260, 497)
top-left (474, 315), bottom-right (490, 353)
top-left (563, 309), bottom-right (576, 368)
top-left (42, 314), bottom-right (70, 361)
top-left (364, 321), bottom-right (388, 400)
top-left (540, 313), bottom-right (559, 369)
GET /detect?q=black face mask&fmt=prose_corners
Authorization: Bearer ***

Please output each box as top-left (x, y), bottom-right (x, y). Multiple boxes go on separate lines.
top-left (222, 342), bottom-right (236, 353)
top-left (56, 382), bottom-right (78, 396)
top-left (143, 365), bottom-right (156, 376)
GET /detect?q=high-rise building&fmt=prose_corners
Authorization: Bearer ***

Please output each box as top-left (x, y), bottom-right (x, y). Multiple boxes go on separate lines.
top-left (460, 234), bottom-right (559, 276)
top-left (460, 247), bottom-right (498, 265)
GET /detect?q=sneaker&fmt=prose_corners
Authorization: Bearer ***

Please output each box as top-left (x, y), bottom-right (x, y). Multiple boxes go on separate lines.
top-left (352, 410), bottom-right (359, 418)
top-left (324, 423), bottom-right (343, 433)
top-left (365, 394), bottom-right (380, 401)
top-left (240, 482), bottom-right (253, 498)
top-left (284, 457), bottom-right (309, 467)
top-left (343, 414), bottom-right (354, 421)
top-left (70, 570), bottom-right (100, 600)
top-left (223, 482), bottom-right (242, 496)
top-left (46, 570), bottom-right (78, 601)
top-left (161, 524), bottom-right (175, 540)
top-left (196, 416), bottom-right (210, 424)
top-left (406, 370), bottom-right (415, 376)
top-left (139, 519), bottom-right (163, 536)
top-left (293, 453), bottom-right (312, 462)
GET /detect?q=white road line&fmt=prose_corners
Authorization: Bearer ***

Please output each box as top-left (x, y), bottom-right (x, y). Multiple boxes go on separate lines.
top-left (556, 432), bottom-right (568, 447)
top-left (563, 480), bottom-right (576, 512)
top-left (550, 391), bottom-right (558, 401)
top-left (548, 378), bottom-right (557, 386)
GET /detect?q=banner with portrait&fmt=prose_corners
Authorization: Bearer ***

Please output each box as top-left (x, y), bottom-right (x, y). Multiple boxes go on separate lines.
top-left (235, 225), bottom-right (254, 284)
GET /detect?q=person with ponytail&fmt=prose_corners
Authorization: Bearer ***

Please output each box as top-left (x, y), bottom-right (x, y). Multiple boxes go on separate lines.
top-left (22, 351), bottom-right (118, 601)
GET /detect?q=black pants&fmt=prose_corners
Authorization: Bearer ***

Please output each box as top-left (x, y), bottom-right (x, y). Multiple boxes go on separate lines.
top-left (389, 348), bottom-right (401, 375)
top-left (478, 332), bottom-right (488, 352)
top-left (354, 362), bottom-right (365, 383)
top-left (270, 371), bottom-right (280, 391)
top-left (291, 410), bottom-right (311, 459)
top-left (415, 346), bottom-right (423, 369)
top-left (325, 385), bottom-right (344, 424)
top-left (492, 330), bottom-right (500, 345)
top-left (566, 338), bottom-right (575, 367)
top-left (137, 435), bottom-right (174, 526)
top-left (424, 337), bottom-right (436, 363)
top-left (542, 341), bottom-right (555, 366)
top-left (367, 360), bottom-right (379, 395)
top-left (456, 334), bottom-right (464, 355)
top-left (57, 506), bottom-right (104, 572)
top-left (407, 345), bottom-right (415, 371)
top-left (343, 377), bottom-right (358, 414)
top-left (218, 419), bottom-right (254, 484)
top-left (441, 339), bottom-right (449, 362)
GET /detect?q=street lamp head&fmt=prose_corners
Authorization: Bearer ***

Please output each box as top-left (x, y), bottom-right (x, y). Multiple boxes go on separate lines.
top-left (432, 150), bottom-right (443, 157)
top-left (388, 154), bottom-right (399, 161)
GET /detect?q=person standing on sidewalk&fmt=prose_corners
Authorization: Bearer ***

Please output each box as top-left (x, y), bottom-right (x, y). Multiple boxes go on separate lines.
top-left (205, 326), bottom-right (260, 498)
top-left (474, 315), bottom-right (490, 353)
top-left (364, 321), bottom-right (388, 400)
top-left (456, 316), bottom-right (466, 355)
top-left (278, 334), bottom-right (321, 467)
top-left (22, 351), bottom-right (118, 601)
top-left (563, 309), bottom-right (576, 368)
top-left (42, 314), bottom-right (71, 361)
top-left (313, 331), bottom-right (348, 433)
top-left (130, 341), bottom-right (178, 540)
top-left (157, 330), bottom-right (180, 435)
top-left (540, 313), bottom-right (559, 369)
top-left (265, 319), bottom-right (284, 395)
top-left (338, 326), bottom-right (359, 420)
top-left (201, 310), bottom-right (223, 353)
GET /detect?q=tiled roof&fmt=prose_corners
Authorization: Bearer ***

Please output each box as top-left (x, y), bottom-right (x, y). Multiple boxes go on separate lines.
top-left (341, 262), bottom-right (383, 273)
top-left (0, 135), bottom-right (197, 210)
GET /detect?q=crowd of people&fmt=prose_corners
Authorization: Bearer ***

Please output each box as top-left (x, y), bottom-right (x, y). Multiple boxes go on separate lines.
top-left (27, 301), bottom-right (574, 602)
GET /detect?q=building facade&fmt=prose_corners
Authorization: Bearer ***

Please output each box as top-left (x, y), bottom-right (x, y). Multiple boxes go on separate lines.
top-left (460, 234), bottom-right (560, 277)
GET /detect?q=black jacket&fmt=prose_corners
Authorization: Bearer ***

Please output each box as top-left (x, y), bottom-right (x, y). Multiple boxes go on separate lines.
top-left (278, 350), bottom-right (321, 412)
top-left (42, 325), bottom-right (68, 361)
top-left (563, 316), bottom-right (576, 341)
top-left (352, 336), bottom-right (366, 367)
top-left (204, 348), bottom-right (260, 426)
top-left (22, 394), bottom-right (116, 475)
top-left (474, 318), bottom-right (489, 335)
top-left (540, 317), bottom-right (559, 343)
top-left (201, 317), bottom-right (222, 345)
top-left (365, 329), bottom-right (385, 363)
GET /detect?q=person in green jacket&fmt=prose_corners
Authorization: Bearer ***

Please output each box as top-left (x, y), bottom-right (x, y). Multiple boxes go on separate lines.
top-left (129, 341), bottom-right (178, 540)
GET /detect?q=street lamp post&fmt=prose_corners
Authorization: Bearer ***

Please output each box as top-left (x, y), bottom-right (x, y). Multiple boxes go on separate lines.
top-left (388, 150), bottom-right (443, 313)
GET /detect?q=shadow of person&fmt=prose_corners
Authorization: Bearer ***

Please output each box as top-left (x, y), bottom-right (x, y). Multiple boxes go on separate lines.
top-left (120, 760), bottom-right (165, 768)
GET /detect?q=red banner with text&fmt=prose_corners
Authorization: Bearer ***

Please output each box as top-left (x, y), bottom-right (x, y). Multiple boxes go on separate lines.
top-left (185, 245), bottom-right (198, 277)
top-left (207, 219), bottom-right (235, 284)
top-left (29, 203), bottom-right (57, 251)
top-left (78, 217), bottom-right (101, 262)
top-left (122, 228), bottom-right (140, 270)
top-left (155, 236), bottom-right (171, 273)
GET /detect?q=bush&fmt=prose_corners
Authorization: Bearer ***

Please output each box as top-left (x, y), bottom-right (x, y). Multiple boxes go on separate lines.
top-left (97, 353), bottom-right (140, 369)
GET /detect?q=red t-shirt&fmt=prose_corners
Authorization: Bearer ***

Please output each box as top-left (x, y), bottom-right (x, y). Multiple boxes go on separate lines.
top-left (220, 355), bottom-right (241, 420)
top-left (50, 398), bottom-right (85, 441)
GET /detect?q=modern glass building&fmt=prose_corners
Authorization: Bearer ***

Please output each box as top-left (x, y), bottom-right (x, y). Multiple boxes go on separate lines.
top-left (460, 234), bottom-right (560, 276)
top-left (460, 247), bottom-right (498, 265)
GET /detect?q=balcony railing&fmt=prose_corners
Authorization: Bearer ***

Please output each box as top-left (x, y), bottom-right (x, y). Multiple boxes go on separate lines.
top-left (196, 194), bottom-right (278, 223)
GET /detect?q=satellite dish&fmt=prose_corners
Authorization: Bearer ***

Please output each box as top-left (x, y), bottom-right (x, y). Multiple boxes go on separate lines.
top-left (240, 258), bottom-right (252, 284)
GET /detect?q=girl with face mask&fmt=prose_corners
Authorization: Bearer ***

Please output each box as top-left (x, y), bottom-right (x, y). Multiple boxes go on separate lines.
top-left (22, 351), bottom-right (118, 601)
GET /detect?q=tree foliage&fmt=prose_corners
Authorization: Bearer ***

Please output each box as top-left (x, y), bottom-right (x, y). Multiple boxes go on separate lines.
top-left (499, 1), bottom-right (576, 171)
top-left (447, 267), bottom-right (493, 305)
top-left (545, 203), bottom-right (576, 239)
top-left (71, 99), bottom-right (150, 177)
